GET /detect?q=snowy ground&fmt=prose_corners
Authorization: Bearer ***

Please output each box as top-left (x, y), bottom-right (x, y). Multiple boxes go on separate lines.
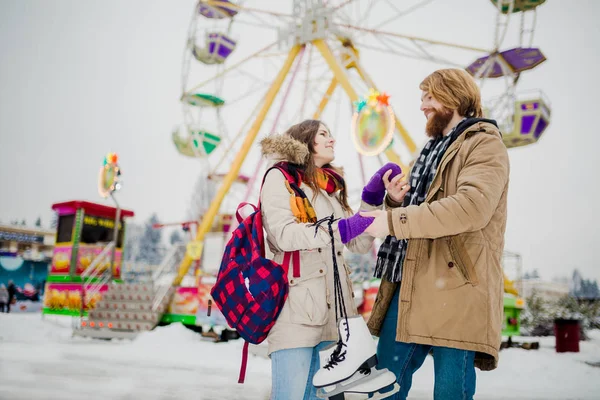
top-left (1, 314), bottom-right (599, 400)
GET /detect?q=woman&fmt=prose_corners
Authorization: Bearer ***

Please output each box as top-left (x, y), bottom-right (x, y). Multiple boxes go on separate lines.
top-left (260, 119), bottom-right (379, 400)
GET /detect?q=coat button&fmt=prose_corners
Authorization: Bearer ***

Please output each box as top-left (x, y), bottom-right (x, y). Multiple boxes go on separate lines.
top-left (290, 279), bottom-right (295, 284)
top-left (318, 248), bottom-right (322, 253)
top-left (319, 269), bottom-right (324, 273)
top-left (337, 251), bottom-right (342, 256)
top-left (448, 262), bottom-right (454, 268)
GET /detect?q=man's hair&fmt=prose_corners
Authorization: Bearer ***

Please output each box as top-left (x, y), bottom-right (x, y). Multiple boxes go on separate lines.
top-left (420, 69), bottom-right (483, 118)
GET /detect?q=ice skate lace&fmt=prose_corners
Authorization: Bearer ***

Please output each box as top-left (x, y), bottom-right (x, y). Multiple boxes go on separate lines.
top-left (310, 214), bottom-right (351, 371)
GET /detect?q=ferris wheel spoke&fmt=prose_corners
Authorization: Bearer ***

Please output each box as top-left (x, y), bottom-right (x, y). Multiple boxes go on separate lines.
top-left (374, 0), bottom-right (437, 30)
top-left (239, 7), bottom-right (285, 30)
top-left (209, 95), bottom-right (264, 177)
top-left (354, 41), bottom-right (435, 63)
top-left (206, 1), bottom-right (294, 19)
top-left (184, 41), bottom-right (278, 94)
top-left (336, 23), bottom-right (491, 53)
top-left (332, 0), bottom-right (358, 11)
top-left (234, 68), bottom-right (273, 87)
top-left (225, 83), bottom-right (269, 107)
top-left (369, 34), bottom-right (422, 59)
top-left (355, 0), bottom-right (384, 30)
top-left (233, 18), bottom-right (281, 31)
top-left (300, 44), bottom-right (314, 118)
top-left (408, 37), bottom-right (464, 67)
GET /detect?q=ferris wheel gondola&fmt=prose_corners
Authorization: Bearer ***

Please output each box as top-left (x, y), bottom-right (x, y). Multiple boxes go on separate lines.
top-left (466, 0), bottom-right (550, 148)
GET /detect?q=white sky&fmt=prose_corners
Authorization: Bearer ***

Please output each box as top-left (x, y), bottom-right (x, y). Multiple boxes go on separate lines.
top-left (1, 0), bottom-right (599, 282)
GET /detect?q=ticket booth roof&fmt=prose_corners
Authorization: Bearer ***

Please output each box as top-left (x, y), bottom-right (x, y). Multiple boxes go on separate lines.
top-left (51, 201), bottom-right (135, 219)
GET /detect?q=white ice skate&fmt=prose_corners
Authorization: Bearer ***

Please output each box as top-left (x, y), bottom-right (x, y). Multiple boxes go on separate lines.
top-left (314, 324), bottom-right (400, 400)
top-left (316, 367), bottom-right (400, 400)
top-left (313, 315), bottom-right (378, 388)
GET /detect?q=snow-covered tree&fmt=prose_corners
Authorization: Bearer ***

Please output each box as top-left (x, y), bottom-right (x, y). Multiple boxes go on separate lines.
top-left (170, 229), bottom-right (185, 246)
top-left (135, 214), bottom-right (164, 265)
top-left (50, 213), bottom-right (58, 229)
top-left (123, 223), bottom-right (143, 262)
top-left (521, 289), bottom-right (552, 334)
top-left (570, 269), bottom-right (584, 297)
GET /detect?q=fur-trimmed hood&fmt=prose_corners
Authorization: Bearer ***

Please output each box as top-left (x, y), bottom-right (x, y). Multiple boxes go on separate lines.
top-left (260, 134), bottom-right (309, 165)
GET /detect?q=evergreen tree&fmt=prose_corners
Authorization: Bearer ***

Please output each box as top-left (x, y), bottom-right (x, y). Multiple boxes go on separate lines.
top-left (50, 213), bottom-right (58, 229)
top-left (170, 229), bottom-right (185, 246)
top-left (123, 223), bottom-right (143, 262)
top-left (35, 217), bottom-right (42, 228)
top-left (521, 289), bottom-right (551, 329)
top-left (591, 280), bottom-right (600, 299)
top-left (136, 214), bottom-right (164, 265)
top-left (570, 269), bottom-right (584, 297)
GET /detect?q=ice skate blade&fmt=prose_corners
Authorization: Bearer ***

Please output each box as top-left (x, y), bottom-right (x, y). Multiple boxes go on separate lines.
top-left (316, 368), bottom-right (398, 399)
top-left (316, 383), bottom-right (399, 400)
top-left (313, 354), bottom-right (378, 388)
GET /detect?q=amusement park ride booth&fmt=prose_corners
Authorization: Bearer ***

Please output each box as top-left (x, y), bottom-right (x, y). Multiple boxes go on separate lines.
top-left (43, 201), bottom-right (134, 316)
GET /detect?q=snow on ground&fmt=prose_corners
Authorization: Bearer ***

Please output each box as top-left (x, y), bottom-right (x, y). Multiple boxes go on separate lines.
top-left (1, 313), bottom-right (599, 399)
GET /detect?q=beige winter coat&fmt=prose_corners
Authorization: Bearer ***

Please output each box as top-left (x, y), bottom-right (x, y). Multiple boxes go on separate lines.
top-left (367, 121), bottom-right (510, 371)
top-left (260, 134), bottom-right (377, 355)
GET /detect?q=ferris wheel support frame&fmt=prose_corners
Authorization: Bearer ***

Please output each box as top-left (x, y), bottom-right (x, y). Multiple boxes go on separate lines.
top-left (174, 38), bottom-right (425, 282)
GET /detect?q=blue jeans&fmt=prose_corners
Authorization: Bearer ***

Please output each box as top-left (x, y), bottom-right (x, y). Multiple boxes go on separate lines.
top-left (271, 341), bottom-right (335, 400)
top-left (377, 287), bottom-right (476, 400)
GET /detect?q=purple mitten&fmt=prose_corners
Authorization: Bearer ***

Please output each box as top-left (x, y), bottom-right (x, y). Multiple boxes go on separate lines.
top-left (338, 214), bottom-right (375, 244)
top-left (361, 163), bottom-right (402, 206)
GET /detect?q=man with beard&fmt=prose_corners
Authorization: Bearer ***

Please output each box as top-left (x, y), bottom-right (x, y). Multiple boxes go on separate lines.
top-left (361, 68), bottom-right (509, 400)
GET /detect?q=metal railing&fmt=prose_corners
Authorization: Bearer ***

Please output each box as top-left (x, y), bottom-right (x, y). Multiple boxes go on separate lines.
top-left (78, 242), bottom-right (116, 322)
top-left (151, 245), bottom-right (186, 312)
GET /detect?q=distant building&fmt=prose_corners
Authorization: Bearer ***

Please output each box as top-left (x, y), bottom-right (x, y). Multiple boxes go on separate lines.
top-left (516, 278), bottom-right (570, 301)
top-left (0, 224), bottom-right (55, 260)
top-left (0, 224), bottom-right (55, 292)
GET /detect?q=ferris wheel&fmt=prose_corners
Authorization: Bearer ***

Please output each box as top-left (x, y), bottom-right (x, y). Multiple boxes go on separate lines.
top-left (170, 0), bottom-right (550, 283)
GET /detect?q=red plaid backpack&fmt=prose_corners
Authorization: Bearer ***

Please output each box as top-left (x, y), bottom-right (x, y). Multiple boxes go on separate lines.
top-left (210, 165), bottom-right (301, 383)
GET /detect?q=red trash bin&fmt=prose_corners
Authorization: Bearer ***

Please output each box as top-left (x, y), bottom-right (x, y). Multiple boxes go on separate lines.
top-left (554, 318), bottom-right (580, 353)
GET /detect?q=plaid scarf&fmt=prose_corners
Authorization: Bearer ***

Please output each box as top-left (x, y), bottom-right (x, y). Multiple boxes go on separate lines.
top-left (274, 161), bottom-right (345, 223)
top-left (374, 118), bottom-right (474, 282)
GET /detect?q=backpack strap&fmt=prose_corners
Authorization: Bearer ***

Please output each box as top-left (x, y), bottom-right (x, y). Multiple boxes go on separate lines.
top-left (281, 251), bottom-right (300, 278)
top-left (261, 165), bottom-right (302, 278)
top-left (236, 202), bottom-right (258, 223)
top-left (238, 341), bottom-right (250, 384)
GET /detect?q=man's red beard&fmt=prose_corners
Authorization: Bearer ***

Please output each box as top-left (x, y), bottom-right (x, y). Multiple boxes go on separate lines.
top-left (425, 107), bottom-right (454, 138)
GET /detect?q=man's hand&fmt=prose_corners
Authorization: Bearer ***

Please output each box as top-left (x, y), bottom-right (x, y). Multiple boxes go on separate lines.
top-left (383, 170), bottom-right (410, 204)
top-left (359, 210), bottom-right (391, 238)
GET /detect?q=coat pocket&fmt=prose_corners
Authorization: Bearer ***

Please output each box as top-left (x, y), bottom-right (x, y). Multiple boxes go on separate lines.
top-left (288, 268), bottom-right (328, 326)
top-left (446, 236), bottom-right (480, 286)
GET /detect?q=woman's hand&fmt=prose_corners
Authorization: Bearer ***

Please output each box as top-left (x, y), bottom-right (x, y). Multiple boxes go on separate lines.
top-left (383, 170), bottom-right (410, 204)
top-left (361, 163), bottom-right (402, 206)
top-left (359, 210), bottom-right (390, 238)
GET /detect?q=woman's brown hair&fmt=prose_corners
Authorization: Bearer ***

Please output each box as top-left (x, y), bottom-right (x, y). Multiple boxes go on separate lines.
top-left (284, 119), bottom-right (352, 213)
